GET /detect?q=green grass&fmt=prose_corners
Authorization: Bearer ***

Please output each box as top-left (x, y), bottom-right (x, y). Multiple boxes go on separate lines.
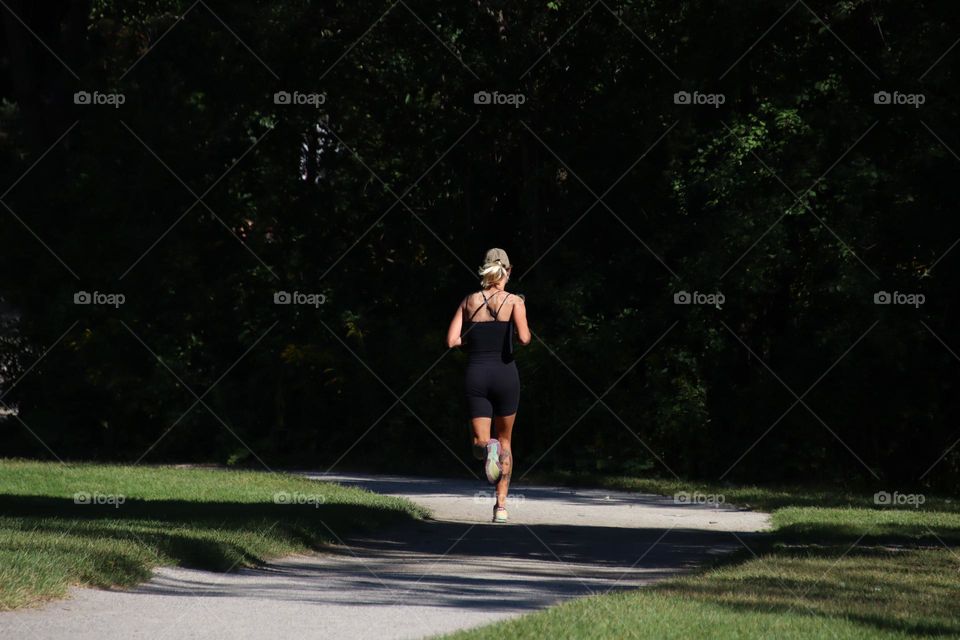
top-left (0, 459), bottom-right (428, 610)
top-left (443, 473), bottom-right (960, 640)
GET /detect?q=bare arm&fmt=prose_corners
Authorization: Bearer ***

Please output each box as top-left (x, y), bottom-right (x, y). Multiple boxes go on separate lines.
top-left (446, 298), bottom-right (466, 348)
top-left (512, 295), bottom-right (531, 345)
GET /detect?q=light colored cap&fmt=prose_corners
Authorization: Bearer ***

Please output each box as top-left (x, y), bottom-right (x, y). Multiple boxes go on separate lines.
top-left (483, 247), bottom-right (511, 269)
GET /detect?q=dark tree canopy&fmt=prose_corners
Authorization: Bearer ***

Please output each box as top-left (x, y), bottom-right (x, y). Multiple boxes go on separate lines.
top-left (1, 1), bottom-right (957, 490)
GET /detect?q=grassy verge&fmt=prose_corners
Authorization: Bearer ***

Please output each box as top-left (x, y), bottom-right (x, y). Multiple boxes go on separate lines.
top-left (0, 459), bottom-right (428, 610)
top-left (443, 473), bottom-right (960, 639)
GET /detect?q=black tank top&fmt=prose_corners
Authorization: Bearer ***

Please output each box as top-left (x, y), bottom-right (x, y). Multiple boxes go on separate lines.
top-left (463, 291), bottom-right (514, 360)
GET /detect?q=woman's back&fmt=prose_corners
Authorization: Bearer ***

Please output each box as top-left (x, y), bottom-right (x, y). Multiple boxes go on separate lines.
top-left (462, 290), bottom-right (516, 359)
top-left (463, 290), bottom-right (516, 323)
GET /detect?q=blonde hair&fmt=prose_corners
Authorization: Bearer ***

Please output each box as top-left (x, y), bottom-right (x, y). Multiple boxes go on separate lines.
top-left (479, 259), bottom-right (508, 288)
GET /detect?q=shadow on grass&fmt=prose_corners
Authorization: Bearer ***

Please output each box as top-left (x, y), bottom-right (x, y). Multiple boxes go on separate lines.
top-left (656, 545), bottom-right (960, 637)
top-left (773, 521), bottom-right (960, 546)
top-left (0, 494), bottom-right (418, 573)
top-left (649, 528), bottom-right (960, 638)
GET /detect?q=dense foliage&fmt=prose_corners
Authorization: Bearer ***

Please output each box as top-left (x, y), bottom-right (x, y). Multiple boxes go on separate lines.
top-left (1, 1), bottom-right (957, 489)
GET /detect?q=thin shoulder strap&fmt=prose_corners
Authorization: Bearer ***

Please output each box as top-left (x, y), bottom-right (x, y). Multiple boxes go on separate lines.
top-left (468, 290), bottom-right (489, 321)
top-left (468, 289), bottom-right (507, 321)
top-left (494, 292), bottom-right (512, 320)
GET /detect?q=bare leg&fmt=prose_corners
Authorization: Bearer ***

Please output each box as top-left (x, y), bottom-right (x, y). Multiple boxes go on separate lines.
top-left (470, 417), bottom-right (492, 460)
top-left (493, 413), bottom-right (515, 508)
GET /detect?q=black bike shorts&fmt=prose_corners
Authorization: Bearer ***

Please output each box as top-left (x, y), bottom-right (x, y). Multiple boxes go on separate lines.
top-left (465, 356), bottom-right (520, 418)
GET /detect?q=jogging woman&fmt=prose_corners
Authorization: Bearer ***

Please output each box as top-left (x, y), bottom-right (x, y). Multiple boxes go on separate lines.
top-left (446, 248), bottom-right (531, 523)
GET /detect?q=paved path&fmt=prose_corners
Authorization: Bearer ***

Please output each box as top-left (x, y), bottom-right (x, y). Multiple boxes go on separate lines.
top-left (1, 473), bottom-right (770, 640)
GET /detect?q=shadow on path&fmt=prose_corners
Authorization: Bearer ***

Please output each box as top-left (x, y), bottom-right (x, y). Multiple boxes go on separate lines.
top-left (128, 516), bottom-right (758, 612)
top-left (117, 472), bottom-right (768, 612)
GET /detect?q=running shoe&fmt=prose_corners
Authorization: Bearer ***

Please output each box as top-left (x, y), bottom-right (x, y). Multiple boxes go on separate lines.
top-left (484, 439), bottom-right (502, 484)
top-left (493, 504), bottom-right (508, 523)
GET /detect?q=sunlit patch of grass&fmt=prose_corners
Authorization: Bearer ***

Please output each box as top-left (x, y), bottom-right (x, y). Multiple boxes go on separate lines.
top-left (0, 459), bottom-right (427, 610)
